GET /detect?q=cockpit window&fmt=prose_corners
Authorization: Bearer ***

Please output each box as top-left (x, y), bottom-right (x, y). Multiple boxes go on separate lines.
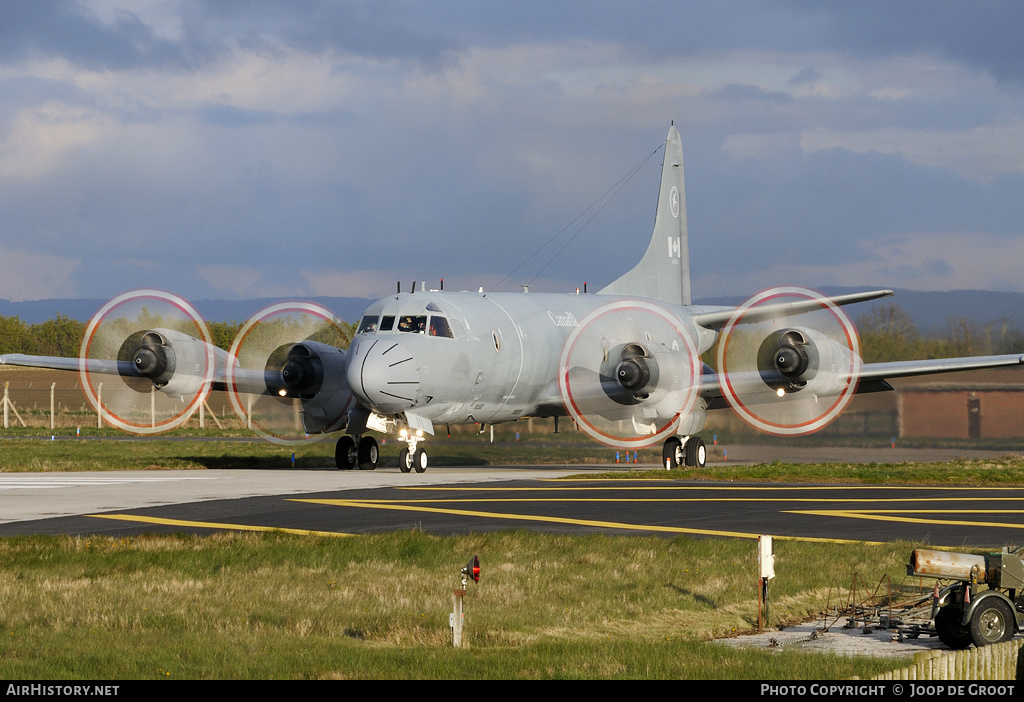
top-left (429, 316), bottom-right (454, 338)
top-left (380, 315), bottom-right (395, 331)
top-left (398, 315), bottom-right (427, 334)
top-left (356, 315), bottom-right (379, 334)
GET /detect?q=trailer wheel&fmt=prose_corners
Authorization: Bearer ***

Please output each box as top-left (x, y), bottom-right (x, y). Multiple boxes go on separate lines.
top-left (934, 607), bottom-right (971, 649)
top-left (969, 599), bottom-right (1014, 647)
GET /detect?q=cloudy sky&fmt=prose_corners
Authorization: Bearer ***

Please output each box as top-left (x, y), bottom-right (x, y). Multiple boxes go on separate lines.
top-left (2, 1), bottom-right (1024, 309)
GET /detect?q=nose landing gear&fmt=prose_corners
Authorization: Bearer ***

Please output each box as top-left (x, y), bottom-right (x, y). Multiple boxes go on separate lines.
top-left (398, 428), bottom-right (428, 473)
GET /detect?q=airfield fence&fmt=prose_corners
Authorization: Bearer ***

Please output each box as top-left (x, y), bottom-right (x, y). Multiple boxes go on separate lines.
top-left (0, 378), bottom-right (247, 430)
top-left (873, 638), bottom-right (1024, 681)
top-left (0, 372), bottom-right (904, 436)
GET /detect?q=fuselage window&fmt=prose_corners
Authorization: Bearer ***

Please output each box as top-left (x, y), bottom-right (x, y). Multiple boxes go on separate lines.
top-left (356, 315), bottom-right (379, 334)
top-left (429, 316), bottom-right (454, 338)
top-left (380, 315), bottom-right (395, 331)
top-left (398, 315), bottom-right (427, 334)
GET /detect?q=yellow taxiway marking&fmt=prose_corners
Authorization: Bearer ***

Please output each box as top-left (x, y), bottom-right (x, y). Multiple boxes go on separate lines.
top-left (788, 509), bottom-right (1024, 530)
top-left (87, 513), bottom-right (352, 537)
top-left (321, 497), bottom-right (1024, 504)
top-left (291, 498), bottom-right (879, 544)
top-left (402, 484), bottom-right (1024, 491)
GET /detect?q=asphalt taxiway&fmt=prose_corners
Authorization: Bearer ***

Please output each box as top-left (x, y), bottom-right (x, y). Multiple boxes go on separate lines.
top-left (2, 458), bottom-right (1024, 547)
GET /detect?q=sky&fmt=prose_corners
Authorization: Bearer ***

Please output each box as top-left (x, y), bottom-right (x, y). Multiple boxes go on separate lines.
top-left (2, 1), bottom-right (1024, 308)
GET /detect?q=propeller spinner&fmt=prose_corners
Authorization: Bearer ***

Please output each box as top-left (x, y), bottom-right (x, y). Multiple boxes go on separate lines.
top-left (715, 286), bottom-right (862, 436)
top-left (558, 299), bottom-right (701, 449)
top-left (226, 301), bottom-right (353, 444)
top-left (79, 290), bottom-right (216, 433)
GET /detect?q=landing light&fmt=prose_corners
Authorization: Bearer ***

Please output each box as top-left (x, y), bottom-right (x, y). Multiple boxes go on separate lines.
top-left (278, 389), bottom-right (288, 397)
top-left (776, 388), bottom-right (785, 398)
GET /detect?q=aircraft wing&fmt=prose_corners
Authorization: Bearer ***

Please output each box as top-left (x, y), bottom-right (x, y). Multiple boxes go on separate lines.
top-left (700, 353), bottom-right (1024, 409)
top-left (0, 354), bottom-right (116, 374)
top-left (857, 354), bottom-right (1024, 382)
top-left (692, 289), bottom-right (894, 330)
top-left (0, 352), bottom-right (277, 397)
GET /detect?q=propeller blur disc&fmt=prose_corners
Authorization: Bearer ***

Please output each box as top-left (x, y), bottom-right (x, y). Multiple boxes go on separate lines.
top-left (715, 286), bottom-right (862, 436)
top-left (226, 301), bottom-right (351, 445)
top-left (79, 290), bottom-right (215, 434)
top-left (558, 299), bottom-right (701, 449)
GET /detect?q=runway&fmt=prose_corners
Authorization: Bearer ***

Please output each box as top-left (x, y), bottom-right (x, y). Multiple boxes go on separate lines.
top-left (3, 462), bottom-right (1024, 547)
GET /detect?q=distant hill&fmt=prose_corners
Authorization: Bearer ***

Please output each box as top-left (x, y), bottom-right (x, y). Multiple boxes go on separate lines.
top-left (2, 288), bottom-right (1022, 334)
top-left (0, 297), bottom-right (374, 325)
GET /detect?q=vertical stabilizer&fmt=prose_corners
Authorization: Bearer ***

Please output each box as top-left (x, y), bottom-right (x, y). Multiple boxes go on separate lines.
top-left (599, 124), bottom-right (690, 305)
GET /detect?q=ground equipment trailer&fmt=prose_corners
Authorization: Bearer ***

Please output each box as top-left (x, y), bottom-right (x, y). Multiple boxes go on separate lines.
top-left (908, 547), bottom-right (1024, 649)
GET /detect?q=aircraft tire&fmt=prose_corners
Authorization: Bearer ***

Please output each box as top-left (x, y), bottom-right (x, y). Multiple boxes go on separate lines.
top-left (335, 436), bottom-right (357, 470)
top-left (358, 436), bottom-right (379, 470)
top-left (934, 607), bottom-right (972, 650)
top-left (662, 437), bottom-right (684, 469)
top-left (684, 437), bottom-right (706, 468)
top-left (414, 448), bottom-right (428, 473)
top-left (969, 598), bottom-right (1015, 647)
top-left (399, 448), bottom-right (413, 473)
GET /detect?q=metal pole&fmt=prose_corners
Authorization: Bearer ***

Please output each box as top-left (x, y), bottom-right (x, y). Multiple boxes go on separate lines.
top-left (50, 382), bottom-right (55, 430)
top-left (3, 382), bottom-right (8, 430)
top-left (452, 590), bottom-right (465, 647)
top-left (97, 383), bottom-right (103, 428)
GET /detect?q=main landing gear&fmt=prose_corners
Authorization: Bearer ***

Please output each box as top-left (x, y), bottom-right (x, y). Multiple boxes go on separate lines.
top-left (335, 435), bottom-right (379, 470)
top-left (662, 436), bottom-right (706, 469)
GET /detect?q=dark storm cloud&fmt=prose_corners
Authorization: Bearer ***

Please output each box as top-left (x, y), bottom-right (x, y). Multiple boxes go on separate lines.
top-left (0, 0), bottom-right (194, 69)
top-left (182, 0), bottom-right (462, 66)
top-left (6, 2), bottom-right (1021, 85)
top-left (781, 1), bottom-right (1024, 86)
top-left (431, 1), bottom-right (1024, 88)
top-left (0, 0), bottom-right (463, 71)
top-left (0, 1), bottom-right (1022, 301)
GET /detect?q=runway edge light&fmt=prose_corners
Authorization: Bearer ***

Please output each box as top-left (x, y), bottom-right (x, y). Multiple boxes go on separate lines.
top-left (462, 554), bottom-right (480, 584)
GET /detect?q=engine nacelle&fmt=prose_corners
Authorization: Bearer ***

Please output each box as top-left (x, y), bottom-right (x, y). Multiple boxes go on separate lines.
top-left (278, 340), bottom-right (353, 435)
top-left (756, 327), bottom-right (857, 396)
top-left (601, 341), bottom-right (697, 420)
top-left (124, 328), bottom-right (224, 400)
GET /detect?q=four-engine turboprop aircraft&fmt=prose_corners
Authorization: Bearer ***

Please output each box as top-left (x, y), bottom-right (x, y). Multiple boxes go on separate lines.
top-left (3, 124), bottom-right (1023, 472)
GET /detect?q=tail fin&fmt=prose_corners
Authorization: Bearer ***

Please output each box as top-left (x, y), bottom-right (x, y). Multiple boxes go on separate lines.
top-left (599, 124), bottom-right (690, 305)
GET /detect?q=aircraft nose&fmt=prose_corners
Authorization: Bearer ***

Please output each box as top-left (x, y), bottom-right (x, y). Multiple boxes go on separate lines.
top-left (348, 338), bottom-right (421, 414)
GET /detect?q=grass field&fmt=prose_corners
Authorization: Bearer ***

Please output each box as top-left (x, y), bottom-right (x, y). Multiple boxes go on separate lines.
top-left (0, 530), bottom-right (914, 680)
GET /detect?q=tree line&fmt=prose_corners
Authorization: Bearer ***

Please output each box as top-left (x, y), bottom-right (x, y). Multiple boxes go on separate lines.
top-left (0, 315), bottom-right (247, 358)
top-left (855, 302), bottom-right (1024, 362)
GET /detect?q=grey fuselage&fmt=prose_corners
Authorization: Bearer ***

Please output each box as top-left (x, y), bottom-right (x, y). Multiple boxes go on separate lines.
top-left (346, 289), bottom-right (723, 428)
